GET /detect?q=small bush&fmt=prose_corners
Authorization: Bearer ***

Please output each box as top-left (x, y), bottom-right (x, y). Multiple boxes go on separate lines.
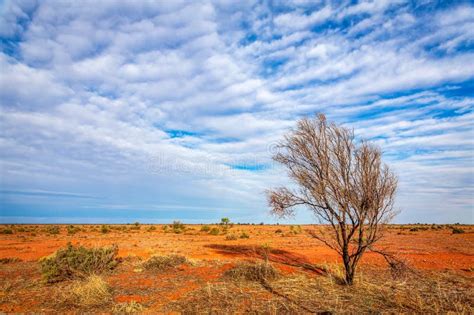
top-left (200, 225), bottom-right (211, 232)
top-left (224, 262), bottom-right (278, 282)
top-left (0, 228), bottom-right (13, 234)
top-left (147, 226), bottom-right (156, 232)
top-left (113, 301), bottom-right (144, 314)
top-left (452, 227), bottom-right (465, 234)
top-left (275, 229), bottom-right (283, 234)
top-left (240, 232), bottom-right (250, 239)
top-left (46, 225), bottom-right (60, 235)
top-left (209, 227), bottom-right (220, 235)
top-left (172, 221), bottom-right (185, 233)
top-left (64, 275), bottom-right (112, 307)
top-left (225, 234), bottom-right (238, 240)
top-left (67, 225), bottom-right (81, 235)
top-left (127, 222), bottom-right (140, 231)
top-left (101, 225), bottom-right (110, 234)
top-left (40, 243), bottom-right (119, 283)
top-left (143, 255), bottom-right (187, 272)
top-left (16, 226), bottom-right (26, 232)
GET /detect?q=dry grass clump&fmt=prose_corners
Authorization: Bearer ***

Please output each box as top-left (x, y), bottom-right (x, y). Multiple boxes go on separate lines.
top-left (224, 261), bottom-right (279, 282)
top-left (112, 301), bottom-right (144, 314)
top-left (62, 275), bottom-right (112, 308)
top-left (40, 243), bottom-right (119, 283)
top-left (169, 268), bottom-right (473, 314)
top-left (0, 257), bottom-right (21, 264)
top-left (143, 254), bottom-right (187, 272)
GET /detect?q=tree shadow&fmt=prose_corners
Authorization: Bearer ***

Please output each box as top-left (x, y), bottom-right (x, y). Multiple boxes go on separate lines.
top-left (205, 244), bottom-right (328, 276)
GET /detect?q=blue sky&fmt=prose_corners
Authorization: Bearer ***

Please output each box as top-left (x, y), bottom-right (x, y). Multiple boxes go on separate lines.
top-left (0, 0), bottom-right (473, 224)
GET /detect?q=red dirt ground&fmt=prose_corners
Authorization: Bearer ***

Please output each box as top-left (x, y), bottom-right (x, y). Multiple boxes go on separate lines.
top-left (1, 224), bottom-right (472, 271)
top-left (0, 224), bottom-right (472, 313)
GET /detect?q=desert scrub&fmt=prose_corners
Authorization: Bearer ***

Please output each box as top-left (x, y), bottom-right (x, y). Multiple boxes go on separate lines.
top-left (200, 225), bottom-right (211, 232)
top-left (0, 228), bottom-right (13, 234)
top-left (225, 234), bottom-right (238, 240)
top-left (147, 225), bottom-right (157, 232)
top-left (209, 227), bottom-right (220, 235)
top-left (40, 243), bottom-right (119, 283)
top-left (113, 301), bottom-right (144, 314)
top-left (171, 221), bottom-right (186, 233)
top-left (224, 261), bottom-right (279, 282)
top-left (67, 225), bottom-right (81, 235)
top-left (0, 257), bottom-right (21, 264)
top-left (46, 225), bottom-right (60, 235)
top-left (240, 232), bottom-right (250, 239)
top-left (143, 254), bottom-right (187, 272)
top-left (101, 225), bottom-right (110, 234)
top-left (62, 275), bottom-right (112, 308)
top-left (452, 227), bottom-right (465, 234)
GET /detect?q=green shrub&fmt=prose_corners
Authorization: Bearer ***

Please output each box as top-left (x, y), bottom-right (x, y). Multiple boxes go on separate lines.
top-left (240, 232), bottom-right (250, 239)
top-left (16, 226), bottom-right (26, 232)
top-left (67, 225), bottom-right (81, 235)
top-left (170, 221), bottom-right (186, 234)
top-left (46, 225), bottom-right (60, 235)
top-left (0, 228), bottom-right (13, 234)
top-left (143, 255), bottom-right (187, 272)
top-left (147, 226), bottom-right (157, 232)
top-left (452, 227), bottom-right (465, 234)
top-left (209, 227), bottom-right (220, 235)
top-left (101, 225), bottom-right (110, 234)
top-left (200, 225), bottom-right (211, 232)
top-left (40, 243), bottom-right (119, 283)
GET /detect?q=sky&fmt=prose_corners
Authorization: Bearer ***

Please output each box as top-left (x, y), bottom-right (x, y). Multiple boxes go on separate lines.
top-left (0, 0), bottom-right (473, 224)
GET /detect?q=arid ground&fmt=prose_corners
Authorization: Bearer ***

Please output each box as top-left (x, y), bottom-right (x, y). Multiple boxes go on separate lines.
top-left (1, 224), bottom-right (473, 314)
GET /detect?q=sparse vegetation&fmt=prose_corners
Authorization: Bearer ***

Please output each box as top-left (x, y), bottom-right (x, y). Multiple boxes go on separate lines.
top-left (101, 225), bottom-right (110, 234)
top-left (225, 234), bottom-right (238, 240)
top-left (224, 261), bottom-right (279, 282)
top-left (147, 225), bottom-right (156, 232)
top-left (209, 227), bottom-right (220, 235)
top-left (0, 228), bottom-right (13, 234)
top-left (143, 254), bottom-right (187, 272)
top-left (67, 225), bottom-right (81, 235)
top-left (62, 275), bottom-right (112, 308)
top-left (40, 243), bottom-right (119, 283)
top-left (170, 221), bottom-right (186, 234)
top-left (46, 225), bottom-right (60, 235)
top-left (113, 301), bottom-right (144, 314)
top-left (452, 227), bottom-right (465, 234)
top-left (0, 257), bottom-right (21, 264)
top-left (239, 232), bottom-right (250, 239)
top-left (200, 225), bottom-right (211, 232)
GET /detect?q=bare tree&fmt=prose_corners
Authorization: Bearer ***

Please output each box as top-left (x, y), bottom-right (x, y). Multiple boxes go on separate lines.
top-left (268, 114), bottom-right (398, 285)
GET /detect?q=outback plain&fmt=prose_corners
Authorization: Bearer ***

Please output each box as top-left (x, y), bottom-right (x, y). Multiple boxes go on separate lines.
top-left (0, 223), bottom-right (472, 314)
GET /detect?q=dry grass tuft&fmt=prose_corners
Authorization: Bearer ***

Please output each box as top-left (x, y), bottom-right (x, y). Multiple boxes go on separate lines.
top-left (62, 275), bottom-right (112, 308)
top-left (112, 301), bottom-right (144, 314)
top-left (143, 254), bottom-right (187, 272)
top-left (224, 261), bottom-right (279, 282)
top-left (168, 267), bottom-right (473, 314)
top-left (0, 257), bottom-right (21, 264)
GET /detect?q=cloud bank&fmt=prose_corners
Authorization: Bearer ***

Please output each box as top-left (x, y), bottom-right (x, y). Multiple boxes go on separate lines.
top-left (1, 0), bottom-right (473, 223)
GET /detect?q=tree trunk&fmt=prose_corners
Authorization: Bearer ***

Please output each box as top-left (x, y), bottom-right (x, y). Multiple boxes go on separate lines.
top-left (342, 248), bottom-right (355, 285)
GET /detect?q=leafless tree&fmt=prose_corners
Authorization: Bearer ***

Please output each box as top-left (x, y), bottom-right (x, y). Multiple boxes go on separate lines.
top-left (267, 114), bottom-right (398, 285)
